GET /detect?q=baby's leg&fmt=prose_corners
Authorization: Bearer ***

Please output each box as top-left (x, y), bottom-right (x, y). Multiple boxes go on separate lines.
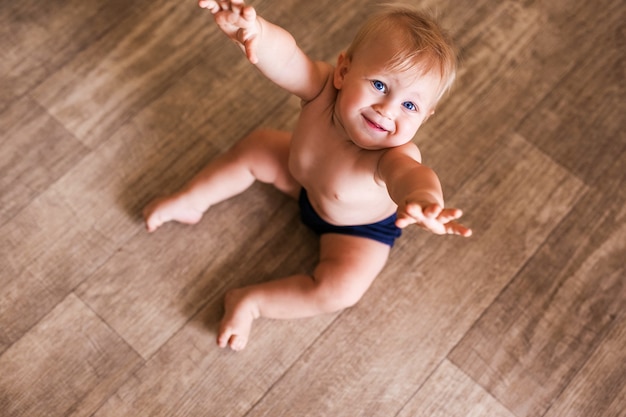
top-left (143, 129), bottom-right (299, 231)
top-left (217, 234), bottom-right (390, 350)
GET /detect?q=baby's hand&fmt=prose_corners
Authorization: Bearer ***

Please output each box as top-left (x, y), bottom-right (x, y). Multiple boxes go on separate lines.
top-left (396, 200), bottom-right (472, 237)
top-left (199, 0), bottom-right (261, 63)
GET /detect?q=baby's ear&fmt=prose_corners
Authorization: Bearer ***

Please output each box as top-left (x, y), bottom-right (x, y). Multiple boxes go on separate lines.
top-left (424, 108), bottom-right (436, 122)
top-left (333, 52), bottom-right (350, 89)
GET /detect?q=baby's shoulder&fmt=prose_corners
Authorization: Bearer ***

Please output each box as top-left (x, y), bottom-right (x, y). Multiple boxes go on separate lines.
top-left (300, 63), bottom-right (336, 107)
top-left (375, 142), bottom-right (423, 184)
top-left (381, 142), bottom-right (422, 164)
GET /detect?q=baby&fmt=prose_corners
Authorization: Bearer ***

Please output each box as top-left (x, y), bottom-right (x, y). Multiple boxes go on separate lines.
top-left (144, 0), bottom-right (472, 351)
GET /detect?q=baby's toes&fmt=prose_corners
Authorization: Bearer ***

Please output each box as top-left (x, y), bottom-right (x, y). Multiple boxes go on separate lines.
top-left (217, 328), bottom-right (247, 351)
top-left (229, 334), bottom-right (248, 351)
top-left (217, 329), bottom-right (233, 349)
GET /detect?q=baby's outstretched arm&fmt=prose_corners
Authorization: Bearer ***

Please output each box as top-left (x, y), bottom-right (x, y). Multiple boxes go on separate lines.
top-left (199, 0), bottom-right (329, 101)
top-left (379, 145), bottom-right (472, 237)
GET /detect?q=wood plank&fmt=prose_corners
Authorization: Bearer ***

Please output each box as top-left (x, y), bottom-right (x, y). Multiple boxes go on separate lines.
top-left (0, 0), bottom-right (145, 112)
top-left (0, 122), bottom-right (179, 352)
top-left (239, 133), bottom-right (584, 416)
top-left (544, 314), bottom-right (626, 417)
top-left (0, 96), bottom-right (89, 226)
top-left (30, 0), bottom-right (213, 146)
top-left (514, 0), bottom-right (625, 184)
top-left (449, 150), bottom-right (626, 416)
top-left (0, 294), bottom-right (142, 417)
top-left (27, 0), bottom-right (340, 148)
top-left (396, 360), bottom-right (515, 417)
top-left (89, 294), bottom-right (334, 417)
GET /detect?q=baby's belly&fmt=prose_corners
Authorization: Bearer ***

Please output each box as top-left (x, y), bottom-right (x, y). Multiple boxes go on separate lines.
top-left (302, 183), bottom-right (397, 226)
top-left (288, 142), bottom-right (396, 225)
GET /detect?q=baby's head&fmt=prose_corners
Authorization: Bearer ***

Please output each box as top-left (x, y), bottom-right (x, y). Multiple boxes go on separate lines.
top-left (345, 5), bottom-right (457, 104)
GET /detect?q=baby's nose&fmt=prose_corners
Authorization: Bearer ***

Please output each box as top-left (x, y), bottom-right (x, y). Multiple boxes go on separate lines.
top-left (374, 101), bottom-right (396, 118)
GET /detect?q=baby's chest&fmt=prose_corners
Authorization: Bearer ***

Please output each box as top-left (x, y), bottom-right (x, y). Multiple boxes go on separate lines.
top-left (291, 136), bottom-right (382, 193)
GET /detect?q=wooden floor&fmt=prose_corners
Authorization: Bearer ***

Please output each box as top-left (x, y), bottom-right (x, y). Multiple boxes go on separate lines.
top-left (1, 0), bottom-right (624, 415)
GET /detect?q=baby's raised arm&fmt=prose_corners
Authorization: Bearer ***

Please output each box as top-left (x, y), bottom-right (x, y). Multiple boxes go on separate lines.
top-left (379, 145), bottom-right (472, 237)
top-left (199, 0), bottom-right (330, 101)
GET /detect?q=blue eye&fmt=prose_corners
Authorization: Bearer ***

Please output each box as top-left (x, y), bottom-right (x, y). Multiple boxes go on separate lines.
top-left (403, 101), bottom-right (417, 111)
top-left (372, 80), bottom-right (386, 92)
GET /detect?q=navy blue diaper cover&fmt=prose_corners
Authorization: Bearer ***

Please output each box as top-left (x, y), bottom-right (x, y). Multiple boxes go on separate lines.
top-left (298, 188), bottom-right (402, 247)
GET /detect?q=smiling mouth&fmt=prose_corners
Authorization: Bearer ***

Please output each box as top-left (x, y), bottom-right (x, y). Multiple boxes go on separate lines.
top-left (363, 116), bottom-right (388, 132)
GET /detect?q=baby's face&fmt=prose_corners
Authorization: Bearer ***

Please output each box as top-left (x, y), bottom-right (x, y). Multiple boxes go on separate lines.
top-left (333, 35), bottom-right (441, 150)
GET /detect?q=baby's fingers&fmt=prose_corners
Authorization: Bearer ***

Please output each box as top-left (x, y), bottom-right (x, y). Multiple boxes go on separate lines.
top-left (422, 203), bottom-right (444, 219)
top-left (436, 207), bottom-right (471, 237)
top-left (436, 207), bottom-right (463, 223)
top-left (396, 202), bottom-right (440, 229)
top-left (199, 0), bottom-right (220, 13)
top-left (395, 214), bottom-right (415, 229)
top-left (445, 221), bottom-right (473, 237)
top-left (229, 0), bottom-right (244, 15)
top-left (221, 3), bottom-right (255, 26)
top-left (395, 202), bottom-right (426, 228)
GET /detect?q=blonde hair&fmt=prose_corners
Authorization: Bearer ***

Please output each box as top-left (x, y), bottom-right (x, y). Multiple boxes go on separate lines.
top-left (345, 5), bottom-right (457, 103)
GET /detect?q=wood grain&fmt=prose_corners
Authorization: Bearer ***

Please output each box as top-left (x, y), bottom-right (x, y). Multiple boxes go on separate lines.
top-left (449, 151), bottom-right (626, 416)
top-left (544, 314), bottom-right (626, 417)
top-left (515, 0), bottom-right (625, 185)
top-left (31, 0), bottom-right (211, 146)
top-left (0, 0), bottom-right (624, 415)
top-left (0, 96), bottom-right (89, 226)
top-left (0, 294), bottom-right (141, 417)
top-left (0, 0), bottom-right (144, 112)
top-left (396, 360), bottom-right (516, 417)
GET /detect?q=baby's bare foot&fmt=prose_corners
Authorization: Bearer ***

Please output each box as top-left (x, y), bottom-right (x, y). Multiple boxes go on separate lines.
top-left (217, 289), bottom-right (258, 351)
top-left (142, 194), bottom-right (204, 232)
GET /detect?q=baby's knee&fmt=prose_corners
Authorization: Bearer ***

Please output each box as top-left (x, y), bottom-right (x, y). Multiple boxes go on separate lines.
top-left (230, 129), bottom-right (285, 162)
top-left (313, 275), bottom-right (368, 313)
top-left (237, 129), bottom-right (277, 149)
